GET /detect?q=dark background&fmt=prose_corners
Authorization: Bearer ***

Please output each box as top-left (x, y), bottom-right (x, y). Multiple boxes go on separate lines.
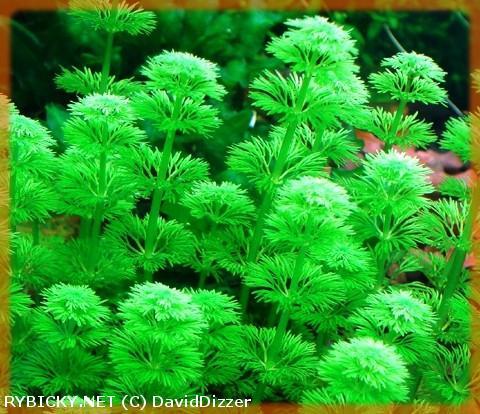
top-left (11, 10), bottom-right (470, 173)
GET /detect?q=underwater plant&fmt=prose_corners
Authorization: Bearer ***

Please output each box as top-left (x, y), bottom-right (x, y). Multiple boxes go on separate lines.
top-left (7, 1), bottom-right (475, 408)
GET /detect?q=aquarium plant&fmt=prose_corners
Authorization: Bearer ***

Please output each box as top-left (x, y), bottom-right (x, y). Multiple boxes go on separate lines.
top-left (7, 0), bottom-right (475, 407)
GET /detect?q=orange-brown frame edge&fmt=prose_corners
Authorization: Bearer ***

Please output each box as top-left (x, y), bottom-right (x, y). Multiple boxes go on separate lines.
top-left (0, 1), bottom-right (479, 414)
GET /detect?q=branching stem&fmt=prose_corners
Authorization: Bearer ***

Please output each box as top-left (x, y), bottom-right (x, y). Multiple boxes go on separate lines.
top-left (87, 0), bottom-right (118, 267)
top-left (254, 217), bottom-right (311, 403)
top-left (99, 0), bottom-right (118, 93)
top-left (240, 73), bottom-right (313, 313)
top-left (89, 149), bottom-right (107, 266)
top-left (144, 94), bottom-right (183, 281)
top-left (385, 98), bottom-right (407, 152)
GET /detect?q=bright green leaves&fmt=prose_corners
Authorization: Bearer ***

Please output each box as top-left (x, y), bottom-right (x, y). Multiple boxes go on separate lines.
top-left (440, 116), bottom-right (471, 163)
top-left (267, 16), bottom-right (358, 75)
top-left (314, 338), bottom-right (410, 404)
top-left (421, 344), bottom-right (471, 404)
top-left (9, 11), bottom-right (474, 407)
top-left (421, 291), bottom-right (470, 345)
top-left (188, 288), bottom-right (241, 329)
top-left (141, 51), bottom-right (226, 100)
top-left (348, 150), bottom-right (433, 215)
top-left (135, 52), bottom-right (225, 137)
top-left (53, 238), bottom-right (136, 288)
top-left (367, 51), bottom-right (447, 150)
top-left (109, 330), bottom-right (204, 397)
top-left (368, 107), bottom-right (437, 149)
top-left (311, 129), bottom-right (361, 166)
top-left (9, 282), bottom-right (33, 324)
top-left (245, 255), bottom-right (345, 315)
top-left (180, 181), bottom-right (256, 286)
top-left (251, 72), bottom-right (340, 125)
top-left (191, 226), bottom-right (251, 280)
top-left (118, 282), bottom-right (206, 342)
top-left (132, 52), bottom-right (225, 283)
top-left (133, 91), bottom-right (221, 136)
top-left (306, 337), bottom-right (410, 404)
top-left (277, 176), bottom-right (354, 221)
top-left (250, 72), bottom-right (366, 129)
top-left (187, 289), bottom-right (242, 390)
top-left (69, 0), bottom-right (156, 36)
top-left (439, 177), bottom-right (470, 201)
top-left (238, 326), bottom-right (318, 394)
top-left (250, 15), bottom-right (367, 132)
top-left (59, 0), bottom-right (155, 98)
top-left (23, 345), bottom-right (107, 395)
top-left (68, 93), bottom-right (135, 123)
top-left (125, 144), bottom-right (209, 202)
top-left (58, 93), bottom-right (144, 238)
top-left (9, 110), bottom-right (56, 166)
top-left (182, 181), bottom-right (255, 226)
top-left (346, 150), bottom-right (434, 274)
top-left (34, 283), bottom-right (110, 349)
top-left (64, 93), bottom-right (146, 153)
top-left (38, 283), bottom-right (109, 326)
top-left (56, 67), bottom-right (142, 96)
top-left (350, 289), bottom-right (436, 365)
top-left (56, 150), bottom-right (135, 220)
top-left (11, 175), bottom-right (58, 226)
top-left (265, 177), bottom-right (354, 252)
top-left (21, 284), bottom-right (109, 395)
top-left (227, 131), bottom-right (326, 192)
top-left (106, 214), bottom-right (195, 273)
top-left (370, 51), bottom-right (447, 105)
top-left (9, 106), bottom-right (58, 227)
top-left (109, 283), bottom-right (206, 397)
top-left (421, 199), bottom-right (470, 252)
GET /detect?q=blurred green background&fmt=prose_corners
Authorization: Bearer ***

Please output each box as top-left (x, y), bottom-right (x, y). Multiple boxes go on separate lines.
top-left (11, 10), bottom-right (469, 173)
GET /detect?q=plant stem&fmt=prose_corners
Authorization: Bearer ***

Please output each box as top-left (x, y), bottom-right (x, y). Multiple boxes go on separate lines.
top-left (198, 270), bottom-right (208, 289)
top-left (437, 197), bottom-right (473, 326)
top-left (239, 190), bottom-right (274, 309)
top-left (99, 0), bottom-right (118, 93)
top-left (312, 124), bottom-right (326, 152)
top-left (197, 223), bottom-right (217, 289)
top-left (143, 95), bottom-right (183, 282)
top-left (79, 217), bottom-right (91, 240)
top-left (87, 0), bottom-right (118, 267)
top-left (378, 208), bottom-right (393, 284)
top-left (437, 248), bottom-right (468, 325)
top-left (409, 200), bottom-right (474, 402)
top-left (384, 98), bottom-right (407, 152)
top-left (254, 243), bottom-right (308, 403)
top-left (89, 149), bottom-right (107, 266)
top-left (239, 73), bottom-right (313, 313)
top-left (408, 245), bottom-right (467, 401)
top-left (266, 305), bottom-right (277, 326)
top-left (100, 31), bottom-right (114, 93)
top-left (385, 77), bottom-right (412, 152)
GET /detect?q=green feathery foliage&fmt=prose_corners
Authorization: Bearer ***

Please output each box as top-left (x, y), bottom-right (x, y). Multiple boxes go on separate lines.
top-left (108, 282), bottom-right (206, 397)
top-left (345, 150), bottom-right (434, 281)
top-left (34, 283), bottom-right (110, 349)
top-left (367, 52), bottom-right (447, 149)
top-left (303, 337), bottom-right (410, 404)
top-left (9, 104), bottom-right (58, 229)
top-left (8, 8), bottom-right (473, 408)
top-left (440, 116), bottom-right (471, 164)
top-left (350, 289), bottom-right (436, 365)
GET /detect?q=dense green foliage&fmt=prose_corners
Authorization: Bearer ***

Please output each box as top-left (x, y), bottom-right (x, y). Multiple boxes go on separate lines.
top-left (9, 1), bottom-right (473, 407)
